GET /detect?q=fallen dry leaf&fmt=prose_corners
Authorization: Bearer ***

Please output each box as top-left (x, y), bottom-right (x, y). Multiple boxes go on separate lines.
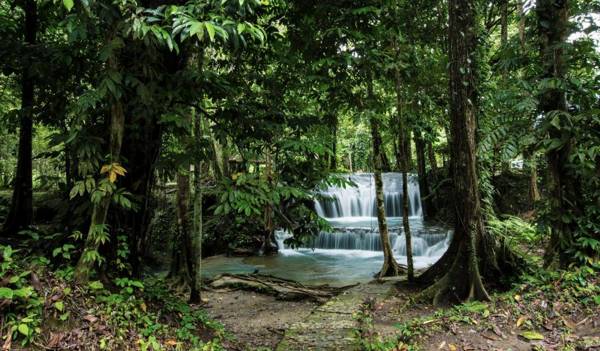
top-left (448, 343), bottom-right (457, 351)
top-left (83, 315), bottom-right (98, 323)
top-left (516, 316), bottom-right (528, 327)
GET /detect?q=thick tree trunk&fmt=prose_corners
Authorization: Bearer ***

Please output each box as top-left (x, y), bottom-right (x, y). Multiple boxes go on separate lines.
top-left (368, 76), bottom-right (402, 278)
top-left (420, 0), bottom-right (490, 304)
top-left (3, 0), bottom-right (37, 236)
top-left (75, 100), bottom-right (126, 283)
top-left (537, 0), bottom-right (574, 267)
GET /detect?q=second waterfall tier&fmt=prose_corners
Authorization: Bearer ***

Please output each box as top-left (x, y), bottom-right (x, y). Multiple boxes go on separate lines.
top-left (314, 173), bottom-right (422, 219)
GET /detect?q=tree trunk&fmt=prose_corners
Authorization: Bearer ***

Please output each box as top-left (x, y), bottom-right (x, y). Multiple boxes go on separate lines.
top-left (329, 113), bottom-right (338, 170)
top-left (523, 149), bottom-right (540, 207)
top-left (420, 0), bottom-right (490, 304)
top-left (500, 0), bottom-right (508, 47)
top-left (394, 69), bottom-right (414, 280)
top-left (3, 0), bottom-right (37, 236)
top-left (368, 76), bottom-right (402, 278)
top-left (427, 142), bottom-right (438, 179)
top-left (169, 173), bottom-right (194, 284)
top-left (261, 147), bottom-right (277, 255)
top-left (75, 99), bottom-right (126, 283)
top-left (519, 0), bottom-right (526, 48)
top-left (415, 132), bottom-right (435, 218)
top-left (189, 109), bottom-right (203, 303)
top-left (537, 0), bottom-right (574, 267)
top-left (402, 172), bottom-right (414, 281)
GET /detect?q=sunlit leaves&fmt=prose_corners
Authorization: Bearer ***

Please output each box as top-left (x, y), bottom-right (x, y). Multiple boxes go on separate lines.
top-left (100, 163), bottom-right (127, 183)
top-left (63, 0), bottom-right (74, 12)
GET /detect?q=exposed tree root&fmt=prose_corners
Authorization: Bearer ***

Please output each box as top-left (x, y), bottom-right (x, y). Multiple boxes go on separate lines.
top-left (375, 260), bottom-right (406, 278)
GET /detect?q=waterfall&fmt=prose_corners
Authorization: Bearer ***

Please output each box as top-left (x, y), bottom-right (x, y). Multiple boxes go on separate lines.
top-left (276, 172), bottom-right (450, 261)
top-left (315, 173), bottom-right (422, 218)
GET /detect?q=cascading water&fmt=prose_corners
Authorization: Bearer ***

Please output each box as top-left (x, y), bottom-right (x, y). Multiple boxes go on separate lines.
top-left (201, 173), bottom-right (451, 287)
top-left (276, 173), bottom-right (451, 270)
top-left (314, 173), bottom-right (423, 219)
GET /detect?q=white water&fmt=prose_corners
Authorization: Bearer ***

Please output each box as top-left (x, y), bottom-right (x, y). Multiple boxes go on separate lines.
top-left (276, 173), bottom-right (450, 270)
top-left (201, 173), bottom-right (450, 286)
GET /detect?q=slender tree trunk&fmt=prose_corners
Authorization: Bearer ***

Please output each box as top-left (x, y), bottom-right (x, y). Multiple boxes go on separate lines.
top-left (519, 0), bottom-right (526, 48)
top-left (367, 75), bottom-right (402, 278)
top-left (177, 171), bottom-right (193, 284)
top-left (75, 99), bottom-right (126, 283)
top-left (189, 109), bottom-right (204, 303)
top-left (402, 172), bottom-right (414, 280)
top-left (523, 149), bottom-right (540, 207)
top-left (3, 0), bottom-right (37, 236)
top-left (415, 132), bottom-right (435, 218)
top-left (500, 0), bottom-right (508, 47)
top-left (261, 147), bottom-right (277, 255)
top-left (537, 0), bottom-right (573, 267)
top-left (421, 0), bottom-right (490, 304)
top-left (329, 113), bottom-right (338, 170)
top-left (427, 142), bottom-right (438, 179)
top-left (394, 69), bottom-right (414, 280)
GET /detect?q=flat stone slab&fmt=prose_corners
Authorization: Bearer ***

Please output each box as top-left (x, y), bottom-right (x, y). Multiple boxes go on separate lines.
top-left (276, 281), bottom-right (396, 351)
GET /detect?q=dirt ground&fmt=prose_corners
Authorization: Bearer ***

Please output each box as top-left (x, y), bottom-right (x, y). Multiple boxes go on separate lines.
top-left (368, 284), bottom-right (600, 351)
top-left (202, 289), bottom-right (319, 350)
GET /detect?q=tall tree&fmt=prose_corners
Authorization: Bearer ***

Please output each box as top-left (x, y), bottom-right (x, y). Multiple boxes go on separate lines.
top-left (2, 0), bottom-right (37, 236)
top-left (421, 0), bottom-right (490, 304)
top-left (394, 69), bottom-right (414, 281)
top-left (536, 0), bottom-right (574, 267)
top-left (367, 74), bottom-right (402, 278)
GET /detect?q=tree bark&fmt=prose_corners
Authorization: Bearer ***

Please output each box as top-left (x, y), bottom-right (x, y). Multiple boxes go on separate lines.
top-left (394, 69), bottom-right (414, 280)
top-left (537, 0), bottom-right (574, 267)
top-left (261, 147), bottom-right (277, 255)
top-left (500, 0), bottom-right (509, 47)
top-left (189, 109), bottom-right (203, 303)
top-left (427, 142), bottom-right (438, 179)
top-left (177, 171), bottom-right (193, 283)
top-left (3, 0), bottom-right (37, 236)
top-left (415, 132), bottom-right (435, 218)
top-left (420, 0), bottom-right (490, 304)
top-left (519, 0), bottom-right (526, 48)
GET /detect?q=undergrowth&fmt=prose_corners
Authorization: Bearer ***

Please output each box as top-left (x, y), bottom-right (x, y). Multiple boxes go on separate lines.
top-left (0, 244), bottom-right (224, 350)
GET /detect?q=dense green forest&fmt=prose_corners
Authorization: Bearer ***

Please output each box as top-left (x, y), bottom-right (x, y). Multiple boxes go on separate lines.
top-left (1, 0), bottom-right (599, 350)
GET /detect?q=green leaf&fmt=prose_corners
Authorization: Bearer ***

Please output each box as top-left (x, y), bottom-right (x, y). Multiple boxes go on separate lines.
top-left (520, 331), bottom-right (544, 340)
top-left (17, 323), bottom-right (29, 336)
top-left (0, 287), bottom-right (13, 300)
top-left (63, 0), bottom-right (74, 11)
top-left (205, 22), bottom-right (216, 42)
top-left (54, 301), bottom-right (65, 312)
top-left (88, 281), bottom-right (104, 290)
top-left (13, 287), bottom-right (33, 298)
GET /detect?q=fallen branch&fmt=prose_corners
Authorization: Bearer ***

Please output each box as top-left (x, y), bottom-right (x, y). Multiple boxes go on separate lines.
top-left (208, 273), bottom-right (357, 302)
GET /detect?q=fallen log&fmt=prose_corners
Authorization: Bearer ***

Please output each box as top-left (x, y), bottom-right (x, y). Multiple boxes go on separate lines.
top-left (207, 273), bottom-right (358, 302)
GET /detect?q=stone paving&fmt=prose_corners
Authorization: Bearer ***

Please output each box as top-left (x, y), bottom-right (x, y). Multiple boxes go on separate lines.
top-left (276, 281), bottom-right (397, 350)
